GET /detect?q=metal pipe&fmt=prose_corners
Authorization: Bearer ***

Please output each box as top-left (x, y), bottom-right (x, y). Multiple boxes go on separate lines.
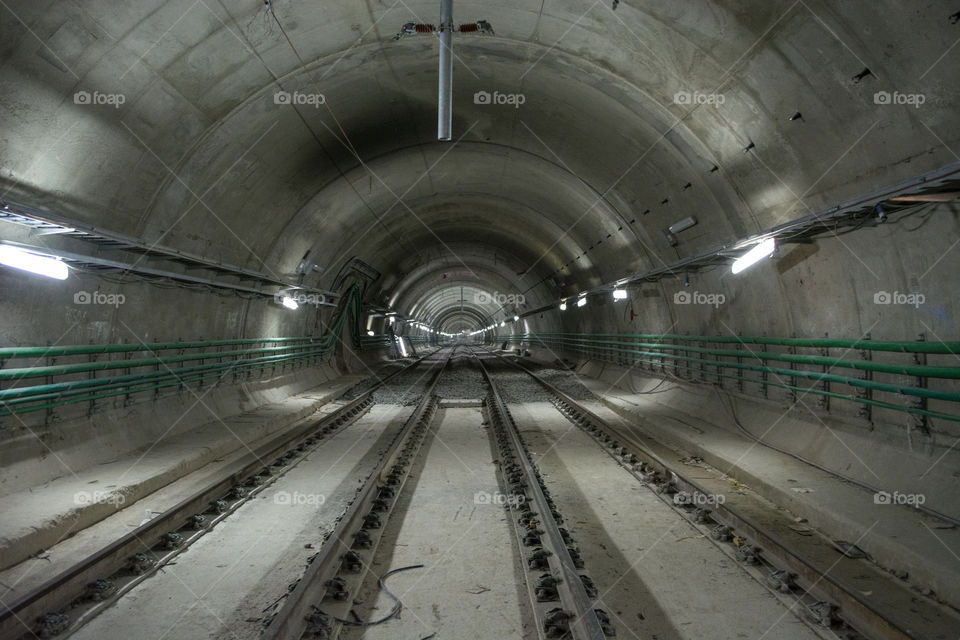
top-left (0, 344), bottom-right (325, 382)
top-left (437, 0), bottom-right (453, 140)
top-left (501, 333), bottom-right (960, 405)
top-left (0, 337), bottom-right (311, 360)
top-left (515, 332), bottom-right (960, 354)
top-left (508, 335), bottom-right (960, 379)
top-left (0, 285), bottom-right (370, 415)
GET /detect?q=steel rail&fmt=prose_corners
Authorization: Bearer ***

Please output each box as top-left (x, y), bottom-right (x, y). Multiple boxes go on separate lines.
top-left (0, 352), bottom-right (436, 640)
top-left (261, 346), bottom-right (457, 640)
top-left (476, 354), bottom-right (608, 640)
top-left (497, 353), bottom-right (960, 640)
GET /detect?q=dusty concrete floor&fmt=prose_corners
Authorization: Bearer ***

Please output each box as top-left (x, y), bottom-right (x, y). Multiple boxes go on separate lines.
top-left (509, 401), bottom-right (824, 640)
top-left (70, 404), bottom-right (412, 640)
top-left (0, 392), bottom-right (354, 601)
top-left (577, 377), bottom-right (960, 612)
top-left (0, 378), bottom-right (361, 576)
top-left (345, 406), bottom-right (535, 640)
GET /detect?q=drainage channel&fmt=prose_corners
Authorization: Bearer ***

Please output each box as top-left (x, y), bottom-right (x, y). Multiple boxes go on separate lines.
top-left (498, 353), bottom-right (960, 640)
top-left (260, 347), bottom-right (457, 640)
top-left (478, 355), bottom-right (612, 640)
top-left (2, 352), bottom-right (438, 640)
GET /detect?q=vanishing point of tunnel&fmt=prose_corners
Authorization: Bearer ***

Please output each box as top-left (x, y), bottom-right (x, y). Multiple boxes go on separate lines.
top-left (0, 2), bottom-right (958, 639)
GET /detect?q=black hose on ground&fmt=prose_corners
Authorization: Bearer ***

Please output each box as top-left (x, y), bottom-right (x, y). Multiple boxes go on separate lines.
top-left (324, 563), bottom-right (425, 627)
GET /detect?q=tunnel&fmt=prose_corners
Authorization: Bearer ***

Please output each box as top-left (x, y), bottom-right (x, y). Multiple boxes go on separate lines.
top-left (0, 1), bottom-right (958, 639)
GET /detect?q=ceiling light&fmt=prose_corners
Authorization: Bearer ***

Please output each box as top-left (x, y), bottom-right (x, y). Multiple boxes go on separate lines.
top-left (513, 315), bottom-right (519, 321)
top-left (577, 297), bottom-right (587, 308)
top-left (280, 296), bottom-right (298, 310)
top-left (731, 238), bottom-right (776, 274)
top-left (668, 216), bottom-right (697, 234)
top-left (0, 245), bottom-right (69, 280)
top-left (367, 330), bottom-right (375, 336)
top-left (559, 301), bottom-right (567, 311)
top-left (613, 289), bottom-right (627, 300)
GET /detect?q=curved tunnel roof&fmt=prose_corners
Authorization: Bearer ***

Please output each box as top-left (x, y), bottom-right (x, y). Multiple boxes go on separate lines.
top-left (1, 1), bottom-right (957, 335)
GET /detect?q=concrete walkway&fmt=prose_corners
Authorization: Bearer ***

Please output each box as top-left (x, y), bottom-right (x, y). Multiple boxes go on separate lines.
top-left (511, 401), bottom-right (824, 640)
top-left (579, 377), bottom-right (960, 613)
top-left (70, 404), bottom-right (411, 640)
top-left (0, 376), bottom-right (361, 583)
top-left (346, 406), bottom-right (534, 640)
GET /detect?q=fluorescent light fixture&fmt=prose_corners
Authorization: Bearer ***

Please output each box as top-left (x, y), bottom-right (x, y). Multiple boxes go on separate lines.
top-left (577, 297), bottom-right (587, 308)
top-left (36, 227), bottom-right (75, 236)
top-left (281, 296), bottom-right (298, 310)
top-left (668, 216), bottom-right (697, 234)
top-left (731, 238), bottom-right (776, 274)
top-left (0, 245), bottom-right (68, 280)
top-left (559, 301), bottom-right (567, 311)
top-left (613, 288), bottom-right (627, 300)
top-left (367, 330), bottom-right (375, 336)
top-left (513, 315), bottom-right (519, 321)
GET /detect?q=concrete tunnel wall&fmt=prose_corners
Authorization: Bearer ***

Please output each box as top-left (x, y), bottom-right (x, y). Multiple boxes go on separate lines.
top-left (0, 2), bottom-right (958, 519)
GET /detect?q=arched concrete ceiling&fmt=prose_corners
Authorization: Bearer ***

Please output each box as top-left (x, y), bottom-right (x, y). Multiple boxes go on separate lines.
top-left (1, 0), bottom-right (956, 335)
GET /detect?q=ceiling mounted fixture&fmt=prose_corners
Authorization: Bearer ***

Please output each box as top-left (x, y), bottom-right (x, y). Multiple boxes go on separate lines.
top-left (0, 244), bottom-right (68, 280)
top-left (393, 0), bottom-right (493, 140)
top-left (732, 238), bottom-right (776, 274)
top-left (668, 216), bottom-right (697, 234)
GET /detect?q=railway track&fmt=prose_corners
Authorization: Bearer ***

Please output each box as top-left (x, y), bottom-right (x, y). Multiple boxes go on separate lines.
top-left (260, 347), bottom-right (614, 640)
top-left (258, 349), bottom-right (830, 640)
top-left (8, 346), bottom-right (954, 640)
top-left (1, 350), bottom-right (443, 640)
top-left (483, 349), bottom-right (960, 640)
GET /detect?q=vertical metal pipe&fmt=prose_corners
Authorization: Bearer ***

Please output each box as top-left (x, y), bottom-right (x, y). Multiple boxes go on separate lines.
top-left (438, 0), bottom-right (453, 141)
